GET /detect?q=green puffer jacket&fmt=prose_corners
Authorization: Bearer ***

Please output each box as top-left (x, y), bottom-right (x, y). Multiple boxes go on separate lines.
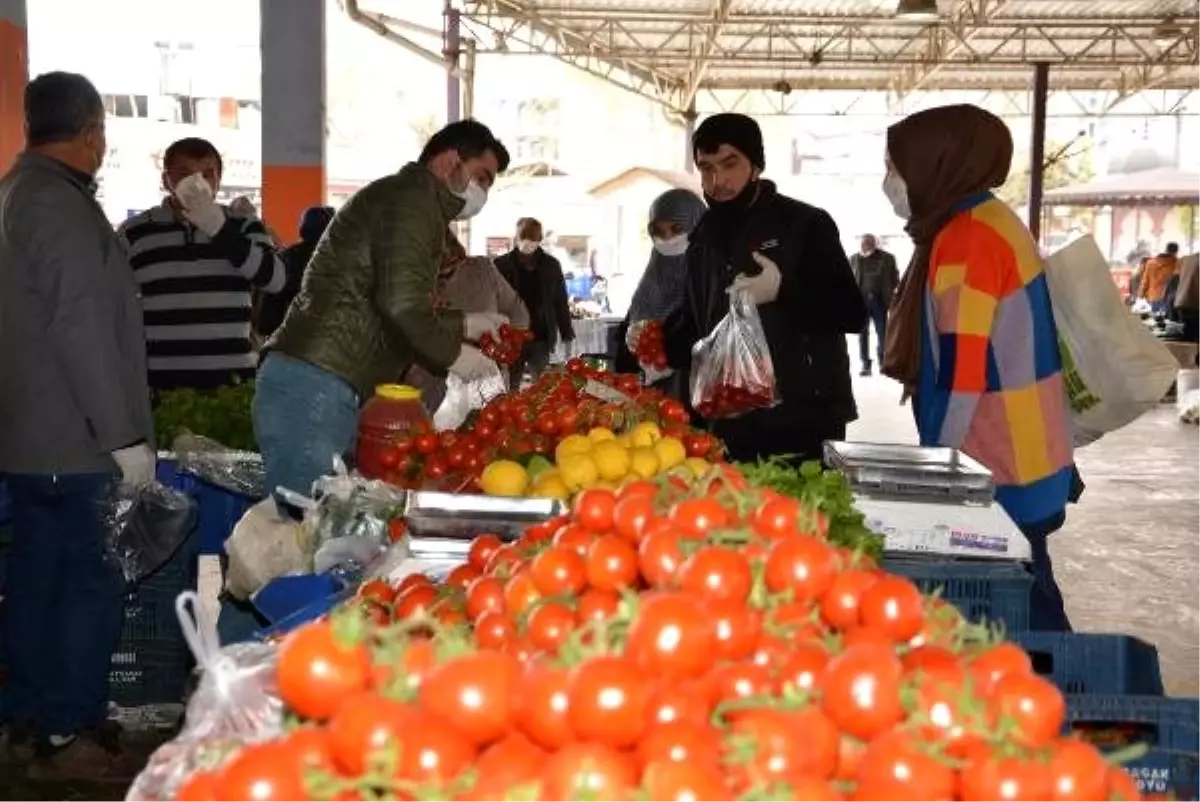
top-left (267, 163), bottom-right (467, 398)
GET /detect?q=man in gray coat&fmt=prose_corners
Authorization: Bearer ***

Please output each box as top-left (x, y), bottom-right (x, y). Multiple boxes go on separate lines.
top-left (850, 233), bottom-right (900, 377)
top-left (0, 72), bottom-right (153, 779)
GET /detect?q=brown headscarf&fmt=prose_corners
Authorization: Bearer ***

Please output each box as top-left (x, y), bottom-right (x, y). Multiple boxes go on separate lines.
top-left (881, 104), bottom-right (1015, 389)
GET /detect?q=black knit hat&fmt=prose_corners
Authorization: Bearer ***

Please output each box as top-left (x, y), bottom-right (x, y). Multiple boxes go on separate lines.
top-left (693, 113), bottom-right (765, 171)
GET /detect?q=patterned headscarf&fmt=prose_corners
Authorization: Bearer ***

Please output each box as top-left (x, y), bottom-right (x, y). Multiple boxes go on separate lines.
top-left (628, 188), bottom-right (707, 322)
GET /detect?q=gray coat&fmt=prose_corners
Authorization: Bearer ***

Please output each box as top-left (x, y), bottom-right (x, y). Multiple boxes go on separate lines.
top-left (0, 153), bottom-right (153, 474)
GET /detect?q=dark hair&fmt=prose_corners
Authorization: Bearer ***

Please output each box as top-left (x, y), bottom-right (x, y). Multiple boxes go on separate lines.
top-left (1167, 242), bottom-right (1180, 255)
top-left (418, 119), bottom-right (510, 173)
top-left (164, 137), bottom-right (224, 174)
top-left (24, 72), bottom-right (104, 147)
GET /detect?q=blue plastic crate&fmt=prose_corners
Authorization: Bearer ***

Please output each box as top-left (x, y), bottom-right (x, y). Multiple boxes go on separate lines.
top-left (252, 573), bottom-right (345, 624)
top-left (882, 557), bottom-right (1033, 632)
top-left (158, 459), bottom-right (259, 555)
top-left (1066, 695), bottom-right (1200, 800)
top-left (1011, 633), bottom-right (1165, 696)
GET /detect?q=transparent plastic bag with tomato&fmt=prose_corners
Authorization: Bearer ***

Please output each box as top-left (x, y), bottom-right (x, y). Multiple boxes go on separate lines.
top-left (689, 286), bottom-right (781, 419)
top-left (433, 361), bottom-right (509, 431)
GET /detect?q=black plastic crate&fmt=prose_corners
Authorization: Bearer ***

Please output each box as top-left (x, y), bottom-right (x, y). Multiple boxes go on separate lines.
top-left (1011, 632), bottom-right (1165, 696)
top-left (882, 557), bottom-right (1033, 632)
top-left (108, 639), bottom-right (193, 708)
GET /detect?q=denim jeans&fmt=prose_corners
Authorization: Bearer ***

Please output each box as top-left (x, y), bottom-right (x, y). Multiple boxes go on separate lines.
top-left (253, 352), bottom-right (360, 513)
top-left (1, 472), bottom-right (125, 736)
top-left (859, 297), bottom-right (888, 369)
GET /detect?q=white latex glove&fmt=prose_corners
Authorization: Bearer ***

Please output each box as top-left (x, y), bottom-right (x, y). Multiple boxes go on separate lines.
top-left (112, 444), bottom-right (156, 487)
top-left (463, 311), bottom-right (509, 341)
top-left (728, 251), bottom-right (782, 305)
top-left (625, 320), bottom-right (646, 352)
top-left (448, 344), bottom-right (494, 381)
top-left (174, 172), bottom-right (227, 236)
top-left (228, 196), bottom-right (258, 218)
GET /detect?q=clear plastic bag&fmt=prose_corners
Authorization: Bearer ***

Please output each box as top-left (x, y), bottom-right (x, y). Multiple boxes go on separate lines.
top-left (433, 363), bottom-right (509, 431)
top-left (174, 432), bottom-right (265, 498)
top-left (125, 592), bottom-right (283, 801)
top-left (689, 286), bottom-right (781, 419)
top-left (223, 498), bottom-right (312, 601)
top-left (103, 481), bottom-right (199, 585)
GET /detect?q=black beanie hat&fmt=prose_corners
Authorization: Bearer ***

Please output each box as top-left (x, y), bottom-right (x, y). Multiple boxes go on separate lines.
top-left (693, 113), bottom-right (765, 171)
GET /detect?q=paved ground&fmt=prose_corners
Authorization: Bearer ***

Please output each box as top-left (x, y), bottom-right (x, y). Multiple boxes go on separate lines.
top-left (848, 371), bottom-right (1200, 697)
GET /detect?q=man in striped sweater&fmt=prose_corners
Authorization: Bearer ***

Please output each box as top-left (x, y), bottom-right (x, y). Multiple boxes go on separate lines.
top-left (118, 137), bottom-right (287, 392)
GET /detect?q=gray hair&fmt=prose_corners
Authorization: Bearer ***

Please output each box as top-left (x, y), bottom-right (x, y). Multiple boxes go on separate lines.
top-left (24, 72), bottom-right (104, 147)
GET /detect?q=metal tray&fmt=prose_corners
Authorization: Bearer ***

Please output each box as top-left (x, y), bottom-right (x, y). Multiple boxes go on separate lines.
top-left (824, 441), bottom-right (994, 504)
top-left (402, 491), bottom-right (566, 542)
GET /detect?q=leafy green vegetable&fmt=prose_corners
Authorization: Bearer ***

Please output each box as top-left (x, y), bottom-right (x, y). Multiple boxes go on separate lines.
top-left (153, 380), bottom-right (258, 452)
top-left (736, 456), bottom-right (883, 559)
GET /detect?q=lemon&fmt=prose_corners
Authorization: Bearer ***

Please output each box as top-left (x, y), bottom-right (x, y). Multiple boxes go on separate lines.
top-left (529, 472), bottom-right (570, 501)
top-left (592, 440), bottom-right (631, 481)
top-left (685, 458), bottom-right (713, 479)
top-left (628, 447), bottom-right (661, 479)
top-left (558, 453), bottom-right (600, 492)
top-left (616, 433), bottom-right (635, 449)
top-left (479, 460), bottom-right (529, 497)
top-left (588, 427), bottom-right (617, 443)
top-left (630, 421), bottom-right (663, 449)
top-left (654, 436), bottom-right (687, 471)
top-left (555, 434), bottom-right (593, 464)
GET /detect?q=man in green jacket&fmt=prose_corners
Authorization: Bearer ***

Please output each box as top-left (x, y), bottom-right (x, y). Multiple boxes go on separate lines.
top-left (254, 120), bottom-right (510, 511)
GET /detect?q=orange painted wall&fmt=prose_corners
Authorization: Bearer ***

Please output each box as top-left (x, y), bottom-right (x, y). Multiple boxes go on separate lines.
top-left (262, 163), bottom-right (325, 245)
top-left (0, 19), bottom-right (28, 173)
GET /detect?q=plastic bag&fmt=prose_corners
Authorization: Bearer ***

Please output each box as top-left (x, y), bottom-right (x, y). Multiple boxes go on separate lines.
top-left (223, 498), bottom-right (312, 601)
top-left (1044, 236), bottom-right (1178, 447)
top-left (174, 432), bottom-right (265, 499)
top-left (690, 286), bottom-right (781, 419)
top-left (125, 592), bottom-right (283, 801)
top-left (103, 481), bottom-right (198, 585)
top-left (433, 363), bottom-right (508, 431)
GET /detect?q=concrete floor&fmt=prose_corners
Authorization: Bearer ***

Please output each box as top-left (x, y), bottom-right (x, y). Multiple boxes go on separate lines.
top-left (847, 371), bottom-right (1200, 697)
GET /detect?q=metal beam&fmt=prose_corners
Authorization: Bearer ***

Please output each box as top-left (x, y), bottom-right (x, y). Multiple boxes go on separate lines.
top-left (682, 0), bottom-right (734, 111)
top-left (1105, 26), bottom-right (1199, 110)
top-left (891, 0), bottom-right (1007, 95)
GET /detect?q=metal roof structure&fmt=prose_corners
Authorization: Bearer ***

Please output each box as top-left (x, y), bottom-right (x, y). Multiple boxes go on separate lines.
top-left (419, 0), bottom-right (1200, 114)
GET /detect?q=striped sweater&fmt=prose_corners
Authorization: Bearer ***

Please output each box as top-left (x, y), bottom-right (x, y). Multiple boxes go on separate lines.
top-left (118, 201), bottom-right (287, 392)
top-left (916, 193), bottom-right (1075, 526)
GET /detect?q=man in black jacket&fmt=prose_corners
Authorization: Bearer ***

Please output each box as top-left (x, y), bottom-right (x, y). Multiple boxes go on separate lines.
top-left (494, 217), bottom-right (574, 385)
top-left (253, 205), bottom-right (335, 339)
top-left (850, 233), bottom-right (899, 376)
top-left (663, 113), bottom-right (866, 462)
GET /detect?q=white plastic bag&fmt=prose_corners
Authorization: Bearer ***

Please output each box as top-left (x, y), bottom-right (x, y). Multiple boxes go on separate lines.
top-left (433, 362), bottom-right (508, 431)
top-left (223, 499), bottom-right (311, 600)
top-left (1044, 236), bottom-right (1178, 446)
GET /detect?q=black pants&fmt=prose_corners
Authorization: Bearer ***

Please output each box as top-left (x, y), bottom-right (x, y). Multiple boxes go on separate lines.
top-left (510, 339), bottom-right (552, 389)
top-left (859, 298), bottom-right (888, 369)
top-left (714, 418), bottom-right (846, 465)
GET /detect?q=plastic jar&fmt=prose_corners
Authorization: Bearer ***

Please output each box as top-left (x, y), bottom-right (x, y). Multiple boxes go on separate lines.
top-left (355, 384), bottom-right (430, 480)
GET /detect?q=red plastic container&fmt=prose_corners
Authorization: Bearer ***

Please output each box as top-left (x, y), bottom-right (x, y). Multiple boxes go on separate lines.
top-left (355, 384), bottom-right (429, 480)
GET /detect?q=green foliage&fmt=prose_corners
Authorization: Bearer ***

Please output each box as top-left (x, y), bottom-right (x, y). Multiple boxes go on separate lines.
top-left (153, 380), bottom-right (258, 452)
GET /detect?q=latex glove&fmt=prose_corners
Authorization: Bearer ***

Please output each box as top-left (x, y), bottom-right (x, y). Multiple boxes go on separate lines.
top-left (448, 344), bottom-right (494, 381)
top-left (174, 172), bottom-right (226, 236)
top-left (228, 196), bottom-right (258, 218)
top-left (625, 320), bottom-right (646, 352)
top-left (112, 443), bottom-right (156, 487)
top-left (463, 311), bottom-right (509, 341)
top-left (728, 251), bottom-right (782, 305)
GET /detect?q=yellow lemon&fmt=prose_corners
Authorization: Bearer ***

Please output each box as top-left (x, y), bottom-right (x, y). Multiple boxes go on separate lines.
top-left (630, 421), bottom-right (663, 449)
top-left (616, 433), bottom-right (635, 449)
top-left (529, 472), bottom-right (570, 501)
top-left (479, 460), bottom-right (529, 497)
top-left (558, 453), bottom-right (600, 492)
top-left (685, 458), bottom-right (713, 479)
top-left (588, 427), bottom-right (617, 443)
top-left (592, 440), bottom-right (632, 481)
top-left (555, 434), bottom-right (593, 464)
top-left (628, 447), bottom-right (661, 480)
top-left (654, 437), bottom-right (687, 472)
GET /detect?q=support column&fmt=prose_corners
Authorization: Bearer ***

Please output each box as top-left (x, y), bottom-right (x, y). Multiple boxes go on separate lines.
top-left (0, 0), bottom-right (28, 172)
top-left (260, 0), bottom-right (326, 244)
top-left (444, 5), bottom-right (461, 123)
top-left (683, 105), bottom-right (698, 173)
top-left (1028, 62), bottom-right (1050, 244)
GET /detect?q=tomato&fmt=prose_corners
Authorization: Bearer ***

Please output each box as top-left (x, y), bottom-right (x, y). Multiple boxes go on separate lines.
top-left (669, 498), bottom-right (731, 537)
top-left (677, 546), bottom-right (753, 602)
top-left (474, 610), bottom-right (517, 649)
top-left (444, 562), bottom-right (481, 591)
top-left (566, 655), bottom-right (650, 748)
top-left (820, 642), bottom-right (905, 741)
top-left (504, 570), bottom-right (543, 616)
top-left (378, 446), bottom-right (400, 470)
top-left (706, 661), bottom-right (776, 708)
top-left (959, 752), bottom-right (1053, 801)
top-left (539, 743), bottom-right (636, 802)
top-left (468, 533), bottom-right (505, 570)
top-left (1105, 766), bottom-right (1142, 802)
top-left (819, 569), bottom-right (880, 630)
top-left (396, 572), bottom-right (433, 594)
top-left (327, 692), bottom-right (418, 775)
top-left (642, 760), bottom-right (728, 802)
top-left (358, 579), bottom-right (395, 605)
top-left (585, 534), bottom-right (639, 592)
top-left (626, 592), bottom-right (715, 680)
top-left (370, 637), bottom-right (439, 697)
top-left (393, 583), bottom-right (439, 619)
top-left (576, 587), bottom-right (621, 625)
top-left (659, 399), bottom-right (690, 424)
top-left (906, 661), bottom-right (979, 757)
top-left (419, 650), bottom-right (520, 746)
top-left (619, 480), bottom-right (659, 502)
top-left (776, 642), bottom-right (832, 695)
top-left (636, 720), bottom-right (722, 768)
top-left (683, 433), bottom-right (714, 459)
top-left (990, 671), bottom-right (1066, 748)
top-left (729, 706), bottom-right (840, 784)
top-left (902, 644), bottom-right (962, 673)
top-left (1046, 738), bottom-right (1110, 801)
top-left (751, 633), bottom-right (797, 672)
top-left (465, 576), bottom-right (507, 620)
top-left (638, 526), bottom-right (687, 588)
top-left (968, 641), bottom-right (1033, 695)
top-left (857, 575), bottom-right (926, 642)
top-left (852, 729), bottom-right (956, 801)
top-left (552, 522), bottom-right (595, 557)
top-left (275, 620), bottom-right (370, 720)
top-left (413, 433), bottom-right (439, 455)
top-left (709, 598), bottom-right (762, 662)
top-left (280, 726), bottom-right (335, 773)
top-left (556, 406), bottom-right (581, 434)
top-left (213, 742), bottom-right (305, 801)
top-left (529, 545), bottom-right (588, 597)
top-left (750, 496), bottom-right (801, 539)
top-left (175, 770), bottom-right (219, 801)
top-left (526, 601), bottom-right (577, 652)
top-left (387, 518), bottom-right (409, 543)
top-left (393, 710), bottom-right (477, 784)
top-left (612, 495), bottom-right (655, 542)
top-left (644, 681), bottom-right (712, 727)
top-left (761, 535), bottom-right (835, 602)
top-left (516, 662), bottom-right (573, 750)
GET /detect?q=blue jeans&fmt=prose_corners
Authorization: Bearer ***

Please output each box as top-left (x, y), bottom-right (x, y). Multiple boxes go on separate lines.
top-left (253, 352), bottom-right (360, 512)
top-left (1, 472), bottom-right (125, 736)
top-left (859, 297), bottom-right (888, 369)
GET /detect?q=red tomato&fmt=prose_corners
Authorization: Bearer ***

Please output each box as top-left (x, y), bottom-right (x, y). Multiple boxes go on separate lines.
top-left (529, 545), bottom-right (588, 596)
top-left (552, 522), bottom-right (595, 557)
top-left (763, 535), bottom-right (837, 602)
top-left (626, 592), bottom-right (715, 680)
top-left (465, 576), bottom-right (507, 620)
top-left (776, 642), bottom-right (832, 695)
top-left (504, 570), bottom-right (543, 616)
top-left (280, 726), bottom-right (335, 773)
top-left (729, 706), bottom-right (840, 784)
top-left (706, 661), bottom-right (776, 709)
top-left (327, 693), bottom-right (418, 775)
top-left (683, 433), bottom-right (714, 459)
top-left (468, 733), bottom-right (546, 799)
top-left (959, 751), bottom-right (1054, 801)
top-left (566, 655), bottom-right (650, 748)
top-left (637, 720), bottom-right (723, 768)
top-left (990, 671), bottom-right (1066, 748)
top-left (644, 681), bottom-right (713, 728)
top-left (358, 579), bottom-right (395, 605)
top-left (819, 569), bottom-right (880, 630)
top-left (395, 572), bottom-right (432, 594)
top-left (1105, 766), bottom-right (1142, 802)
top-left (637, 526), bottom-right (687, 588)
top-left (174, 770), bottom-right (219, 801)
top-left (968, 641), bottom-right (1034, 695)
top-left (820, 642), bottom-right (905, 741)
top-left (669, 498), bottom-right (731, 537)
top-left (857, 575), bottom-right (926, 642)
top-left (539, 742), bottom-right (637, 801)
top-left (709, 598), bottom-right (763, 662)
top-left (574, 488), bottom-right (618, 533)
top-left (585, 534), bottom-right (640, 592)
top-left (618, 480), bottom-right (659, 503)
top-left (418, 651), bottom-right (520, 747)
top-left (677, 546), bottom-right (753, 603)
top-left (275, 620), bottom-right (370, 720)
top-left (642, 760), bottom-right (729, 802)
top-left (1047, 738), bottom-right (1111, 801)
top-left (902, 644), bottom-right (962, 673)
top-left (516, 662), bottom-right (573, 751)
top-left (526, 601), bottom-right (577, 652)
top-left (612, 495), bottom-right (656, 542)
top-left (413, 433), bottom-right (439, 455)
top-left (576, 587), bottom-right (621, 625)
top-left (853, 729), bottom-right (956, 800)
top-left (393, 711), bottom-right (477, 784)
top-left (906, 661), bottom-right (979, 757)
top-left (474, 610), bottom-right (517, 650)
top-left (213, 742), bottom-right (305, 801)
top-left (751, 496), bottom-right (802, 539)
top-left (444, 562), bottom-right (481, 591)
top-left (467, 533), bottom-right (505, 571)
top-left (393, 583), bottom-right (439, 619)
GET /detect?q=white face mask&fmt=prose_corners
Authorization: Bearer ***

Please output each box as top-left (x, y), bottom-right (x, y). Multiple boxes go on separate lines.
top-left (653, 234), bottom-right (689, 257)
top-left (173, 171), bottom-right (215, 208)
top-left (882, 172), bottom-right (911, 220)
top-left (453, 179), bottom-right (488, 221)
top-left (517, 239), bottom-right (539, 255)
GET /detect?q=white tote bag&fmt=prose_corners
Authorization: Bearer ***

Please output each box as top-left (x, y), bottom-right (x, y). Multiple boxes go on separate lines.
top-left (1044, 236), bottom-right (1178, 446)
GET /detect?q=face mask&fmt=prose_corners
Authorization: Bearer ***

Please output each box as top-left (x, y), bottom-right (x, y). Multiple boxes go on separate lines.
top-left (453, 179), bottom-right (487, 221)
top-left (653, 234), bottom-right (689, 257)
top-left (517, 239), bottom-right (539, 255)
top-left (173, 172), bottom-right (215, 208)
top-left (882, 172), bottom-right (911, 220)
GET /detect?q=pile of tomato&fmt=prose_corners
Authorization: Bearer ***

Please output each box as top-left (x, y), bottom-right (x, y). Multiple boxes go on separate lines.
top-left (632, 320), bottom-right (669, 373)
top-left (170, 465), bottom-right (1143, 802)
top-left (694, 377), bottom-right (777, 420)
top-left (478, 324), bottom-right (535, 366)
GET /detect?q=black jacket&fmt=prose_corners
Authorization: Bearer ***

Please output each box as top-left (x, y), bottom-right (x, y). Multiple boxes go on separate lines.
top-left (663, 181), bottom-right (866, 461)
top-left (851, 249), bottom-right (900, 304)
top-left (254, 238), bottom-right (315, 338)
top-left (494, 248), bottom-right (574, 349)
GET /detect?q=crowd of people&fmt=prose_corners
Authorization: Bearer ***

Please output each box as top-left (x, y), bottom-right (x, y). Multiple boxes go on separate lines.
top-left (1, 70), bottom-right (1090, 780)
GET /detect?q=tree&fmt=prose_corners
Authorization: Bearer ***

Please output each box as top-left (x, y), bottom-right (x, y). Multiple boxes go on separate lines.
top-left (996, 138), bottom-right (1095, 209)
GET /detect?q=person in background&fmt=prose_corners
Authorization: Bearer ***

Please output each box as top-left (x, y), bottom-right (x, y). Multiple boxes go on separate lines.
top-left (118, 137), bottom-right (287, 392)
top-left (1127, 255), bottom-right (1150, 306)
top-left (253, 205), bottom-right (336, 340)
top-left (256, 120), bottom-right (509, 512)
top-left (494, 217), bottom-right (574, 386)
top-left (1139, 242), bottom-right (1181, 314)
top-left (0, 71), bottom-right (153, 779)
top-left (624, 188), bottom-right (707, 401)
top-left (404, 230), bottom-right (530, 412)
top-left (881, 103), bottom-right (1078, 631)
top-left (850, 233), bottom-right (899, 376)
top-left (1172, 253), bottom-right (1199, 341)
top-left (661, 113), bottom-right (866, 462)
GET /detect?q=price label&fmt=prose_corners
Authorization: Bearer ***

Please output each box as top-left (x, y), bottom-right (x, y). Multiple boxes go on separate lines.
top-left (583, 379), bottom-right (632, 405)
